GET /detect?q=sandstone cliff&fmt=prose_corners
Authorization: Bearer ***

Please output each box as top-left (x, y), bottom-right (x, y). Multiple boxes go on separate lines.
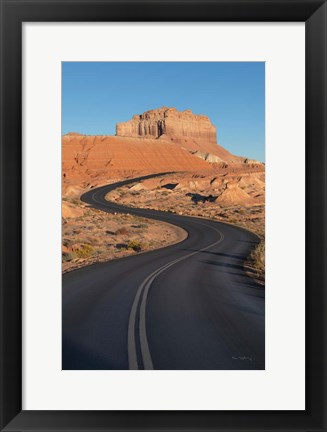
top-left (116, 107), bottom-right (245, 163)
top-left (116, 106), bottom-right (217, 144)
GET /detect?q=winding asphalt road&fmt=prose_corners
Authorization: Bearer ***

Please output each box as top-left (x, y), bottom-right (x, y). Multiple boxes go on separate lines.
top-left (62, 173), bottom-right (265, 370)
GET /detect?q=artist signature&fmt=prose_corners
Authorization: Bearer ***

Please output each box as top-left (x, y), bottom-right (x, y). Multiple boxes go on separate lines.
top-left (232, 356), bottom-right (253, 361)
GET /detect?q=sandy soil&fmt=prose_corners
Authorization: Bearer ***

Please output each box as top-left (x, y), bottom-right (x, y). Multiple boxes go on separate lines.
top-left (62, 198), bottom-right (186, 273)
top-left (106, 171), bottom-right (265, 237)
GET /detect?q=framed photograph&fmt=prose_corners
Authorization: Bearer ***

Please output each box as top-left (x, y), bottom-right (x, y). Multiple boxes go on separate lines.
top-left (0, 0), bottom-right (326, 431)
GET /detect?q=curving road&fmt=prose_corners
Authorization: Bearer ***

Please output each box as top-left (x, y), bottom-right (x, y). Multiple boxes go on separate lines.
top-left (62, 173), bottom-right (265, 370)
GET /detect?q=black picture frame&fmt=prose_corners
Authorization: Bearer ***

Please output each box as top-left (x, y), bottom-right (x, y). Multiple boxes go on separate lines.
top-left (0, 0), bottom-right (326, 431)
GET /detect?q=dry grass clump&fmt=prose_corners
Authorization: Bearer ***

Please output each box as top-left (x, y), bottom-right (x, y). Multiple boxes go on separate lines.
top-left (74, 244), bottom-right (94, 258)
top-left (62, 244), bottom-right (95, 262)
top-left (249, 241), bottom-right (265, 274)
top-left (127, 239), bottom-right (144, 252)
top-left (62, 252), bottom-right (74, 262)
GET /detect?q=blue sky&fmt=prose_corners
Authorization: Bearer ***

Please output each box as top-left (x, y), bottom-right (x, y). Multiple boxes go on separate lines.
top-left (62, 62), bottom-right (265, 161)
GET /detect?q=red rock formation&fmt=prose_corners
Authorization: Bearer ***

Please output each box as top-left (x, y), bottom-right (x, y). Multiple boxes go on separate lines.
top-left (116, 107), bottom-right (217, 144)
top-left (62, 134), bottom-right (214, 183)
top-left (116, 107), bottom-right (245, 162)
top-left (62, 108), bottom-right (264, 195)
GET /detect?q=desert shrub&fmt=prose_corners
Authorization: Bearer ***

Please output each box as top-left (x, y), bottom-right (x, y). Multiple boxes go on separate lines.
top-left (74, 244), bottom-right (94, 258)
top-left (127, 240), bottom-right (144, 252)
top-left (115, 243), bottom-right (128, 250)
top-left (250, 241), bottom-right (265, 273)
top-left (62, 252), bottom-right (73, 262)
top-left (132, 223), bottom-right (148, 229)
top-left (115, 227), bottom-right (129, 235)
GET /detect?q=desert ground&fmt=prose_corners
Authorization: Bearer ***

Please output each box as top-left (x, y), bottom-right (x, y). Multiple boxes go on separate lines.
top-left (62, 197), bottom-right (186, 273)
top-left (105, 170), bottom-right (265, 281)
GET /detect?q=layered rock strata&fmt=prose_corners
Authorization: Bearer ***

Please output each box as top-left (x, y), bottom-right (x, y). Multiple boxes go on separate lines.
top-left (116, 107), bottom-right (217, 144)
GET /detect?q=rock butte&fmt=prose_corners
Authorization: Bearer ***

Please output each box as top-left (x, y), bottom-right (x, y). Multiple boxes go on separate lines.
top-left (116, 106), bottom-right (241, 161)
top-left (117, 106), bottom-right (216, 142)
